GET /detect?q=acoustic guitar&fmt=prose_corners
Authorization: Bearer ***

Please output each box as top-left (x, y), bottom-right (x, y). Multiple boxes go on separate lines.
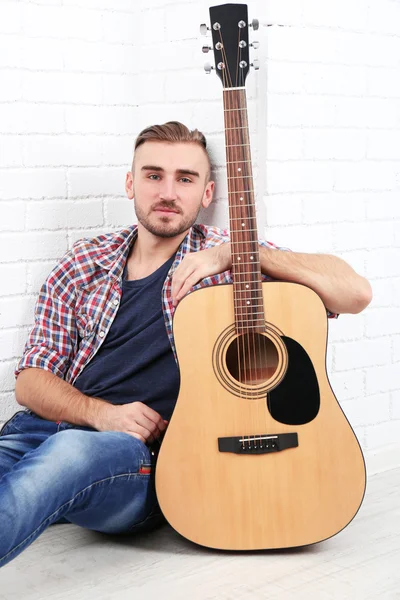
top-left (155, 2), bottom-right (366, 550)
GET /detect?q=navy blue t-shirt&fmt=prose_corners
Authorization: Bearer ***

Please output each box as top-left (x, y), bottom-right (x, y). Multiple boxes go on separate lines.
top-left (73, 254), bottom-right (180, 421)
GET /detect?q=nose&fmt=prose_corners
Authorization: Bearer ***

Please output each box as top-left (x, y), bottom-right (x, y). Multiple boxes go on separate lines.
top-left (159, 177), bottom-right (178, 201)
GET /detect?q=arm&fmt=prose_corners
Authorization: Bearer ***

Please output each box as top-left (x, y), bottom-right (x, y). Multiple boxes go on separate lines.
top-left (171, 242), bottom-right (372, 315)
top-left (15, 367), bottom-right (108, 429)
top-left (258, 246), bottom-right (373, 315)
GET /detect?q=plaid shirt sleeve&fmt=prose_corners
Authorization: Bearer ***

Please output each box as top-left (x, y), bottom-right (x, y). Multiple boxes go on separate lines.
top-left (15, 248), bottom-right (79, 380)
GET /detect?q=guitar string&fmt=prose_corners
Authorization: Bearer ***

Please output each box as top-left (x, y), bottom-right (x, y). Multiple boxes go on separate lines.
top-left (218, 29), bottom-right (246, 444)
top-left (235, 30), bottom-right (258, 447)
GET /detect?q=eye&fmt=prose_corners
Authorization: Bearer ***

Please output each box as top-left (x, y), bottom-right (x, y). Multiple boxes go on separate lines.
top-left (179, 177), bottom-right (192, 183)
top-left (148, 174), bottom-right (160, 180)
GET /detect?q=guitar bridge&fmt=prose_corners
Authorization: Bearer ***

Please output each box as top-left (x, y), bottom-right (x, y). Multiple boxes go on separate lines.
top-left (218, 433), bottom-right (298, 454)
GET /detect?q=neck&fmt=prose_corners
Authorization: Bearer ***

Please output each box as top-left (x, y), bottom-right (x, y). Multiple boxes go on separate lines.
top-left (129, 223), bottom-right (189, 266)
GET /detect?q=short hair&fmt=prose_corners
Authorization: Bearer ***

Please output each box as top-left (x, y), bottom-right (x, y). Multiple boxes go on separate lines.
top-left (133, 121), bottom-right (211, 180)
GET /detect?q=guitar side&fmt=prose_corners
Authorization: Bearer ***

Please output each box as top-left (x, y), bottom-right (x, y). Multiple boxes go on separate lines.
top-left (155, 281), bottom-right (366, 550)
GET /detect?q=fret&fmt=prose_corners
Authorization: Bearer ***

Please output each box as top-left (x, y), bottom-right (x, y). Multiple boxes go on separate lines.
top-left (224, 107), bottom-right (247, 112)
top-left (228, 204), bottom-right (255, 208)
top-left (227, 175), bottom-right (253, 180)
top-left (230, 240), bottom-right (260, 244)
top-left (225, 126), bottom-right (248, 130)
top-left (229, 215), bottom-right (257, 220)
top-left (226, 143), bottom-right (251, 148)
top-left (233, 262), bottom-right (261, 267)
top-left (230, 228), bottom-right (258, 232)
top-left (234, 289), bottom-right (263, 294)
top-left (228, 190), bottom-right (254, 194)
top-left (223, 87), bottom-right (246, 91)
top-left (226, 160), bottom-right (251, 164)
top-left (233, 297), bottom-right (264, 303)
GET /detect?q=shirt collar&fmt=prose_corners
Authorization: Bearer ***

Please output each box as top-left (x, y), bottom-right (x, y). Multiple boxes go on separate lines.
top-left (93, 224), bottom-right (206, 282)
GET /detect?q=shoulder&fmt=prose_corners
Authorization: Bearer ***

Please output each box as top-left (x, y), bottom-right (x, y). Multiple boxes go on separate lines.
top-left (47, 226), bottom-right (134, 292)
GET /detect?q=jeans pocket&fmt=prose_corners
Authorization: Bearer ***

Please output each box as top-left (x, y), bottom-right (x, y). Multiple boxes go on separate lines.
top-left (0, 410), bottom-right (28, 437)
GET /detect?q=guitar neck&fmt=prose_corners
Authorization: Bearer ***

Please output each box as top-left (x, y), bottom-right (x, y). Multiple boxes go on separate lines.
top-left (223, 87), bottom-right (265, 333)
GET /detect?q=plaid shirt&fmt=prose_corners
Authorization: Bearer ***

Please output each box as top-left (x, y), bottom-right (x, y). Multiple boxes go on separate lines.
top-left (15, 224), bottom-right (337, 384)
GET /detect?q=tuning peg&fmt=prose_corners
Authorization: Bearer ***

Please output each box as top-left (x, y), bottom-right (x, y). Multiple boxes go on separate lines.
top-left (200, 23), bottom-right (210, 35)
top-left (251, 59), bottom-right (260, 70)
top-left (250, 41), bottom-right (260, 49)
top-left (202, 45), bottom-right (212, 53)
top-left (204, 62), bottom-right (214, 74)
top-left (250, 18), bottom-right (259, 30)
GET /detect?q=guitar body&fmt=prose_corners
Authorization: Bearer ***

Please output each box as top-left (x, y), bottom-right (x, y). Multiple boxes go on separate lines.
top-left (155, 282), bottom-right (366, 550)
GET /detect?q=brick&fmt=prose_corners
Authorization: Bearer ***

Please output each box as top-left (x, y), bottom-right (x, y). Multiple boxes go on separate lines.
top-left (105, 198), bottom-right (134, 228)
top-left (335, 97), bottom-right (398, 128)
top-left (0, 169), bottom-right (66, 200)
top-left (266, 128), bottom-right (303, 160)
top-left (24, 136), bottom-right (103, 168)
top-left (334, 338), bottom-right (391, 371)
top-left (368, 130), bottom-right (400, 160)
top-left (103, 10), bottom-right (145, 44)
top-left (366, 192), bottom-right (400, 219)
top-left (267, 94), bottom-right (336, 127)
top-left (267, 27), bottom-right (336, 63)
top-left (0, 296), bottom-right (37, 328)
top-left (334, 221), bottom-right (394, 252)
top-left (365, 308), bottom-right (400, 337)
top-left (341, 394), bottom-right (391, 428)
top-left (368, 278), bottom-right (393, 308)
top-left (26, 200), bottom-right (103, 230)
top-left (302, 0), bottom-right (367, 29)
top-left (136, 103), bottom-right (194, 135)
top-left (394, 279), bottom-right (400, 306)
top-left (366, 249), bottom-right (400, 279)
top-left (302, 192), bottom-right (365, 224)
top-left (68, 228), bottom-right (110, 246)
top-left (0, 327), bottom-right (30, 362)
top-left (264, 222), bottom-right (333, 253)
top-left (366, 363), bottom-right (399, 395)
top-left (266, 160), bottom-right (334, 194)
top-left (23, 72), bottom-right (103, 105)
top-left (303, 129), bottom-right (366, 161)
top-left (101, 136), bottom-right (134, 168)
top-left (393, 336), bottom-right (400, 363)
top-left (66, 106), bottom-right (137, 135)
top-left (368, 66), bottom-right (400, 98)
top-left (0, 201), bottom-right (26, 231)
top-left (0, 1), bottom-right (23, 34)
top-left (68, 167), bottom-right (126, 197)
top-left (0, 393), bottom-right (19, 424)
top-left (334, 161), bottom-right (397, 192)
top-left (21, 36), bottom-right (63, 70)
top-left (27, 261), bottom-right (58, 295)
top-left (63, 39), bottom-right (106, 72)
top-left (0, 70), bottom-right (22, 102)
top-left (368, 1), bottom-right (400, 36)
top-left (0, 232), bottom-right (67, 262)
top-left (0, 35), bottom-right (21, 68)
top-left (0, 361), bottom-right (18, 393)
top-left (22, 4), bottom-right (103, 42)
top-left (265, 62), bottom-right (303, 94)
top-left (303, 64), bottom-right (367, 96)
top-left (263, 194), bottom-right (302, 226)
top-left (0, 263), bottom-right (27, 295)
top-left (392, 391), bottom-right (400, 419)
top-left (329, 369), bottom-right (365, 401)
top-left (365, 420), bottom-right (400, 451)
top-left (0, 135), bottom-right (23, 167)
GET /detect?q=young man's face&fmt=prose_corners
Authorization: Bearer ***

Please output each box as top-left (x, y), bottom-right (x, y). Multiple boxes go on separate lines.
top-left (126, 141), bottom-right (214, 239)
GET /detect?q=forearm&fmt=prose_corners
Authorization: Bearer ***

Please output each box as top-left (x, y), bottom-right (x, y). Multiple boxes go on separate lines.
top-left (259, 246), bottom-right (372, 315)
top-left (15, 367), bottom-right (110, 429)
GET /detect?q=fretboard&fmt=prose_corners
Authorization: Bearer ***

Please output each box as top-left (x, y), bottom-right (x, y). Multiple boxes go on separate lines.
top-left (223, 88), bottom-right (265, 333)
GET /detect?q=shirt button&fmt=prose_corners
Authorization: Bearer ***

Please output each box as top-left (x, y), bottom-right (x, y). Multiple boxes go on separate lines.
top-left (99, 331), bottom-right (105, 338)
top-left (113, 299), bottom-right (118, 305)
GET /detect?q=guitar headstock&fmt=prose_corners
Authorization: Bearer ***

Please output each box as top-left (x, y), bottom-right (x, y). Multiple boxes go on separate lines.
top-left (200, 3), bottom-right (259, 88)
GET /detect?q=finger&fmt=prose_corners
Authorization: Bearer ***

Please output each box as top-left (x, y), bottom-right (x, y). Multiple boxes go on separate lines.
top-left (171, 266), bottom-right (194, 304)
top-left (141, 406), bottom-right (169, 432)
top-left (174, 270), bottom-right (204, 305)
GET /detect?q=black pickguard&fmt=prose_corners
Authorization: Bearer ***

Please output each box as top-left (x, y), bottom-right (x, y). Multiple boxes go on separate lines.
top-left (267, 336), bottom-right (320, 425)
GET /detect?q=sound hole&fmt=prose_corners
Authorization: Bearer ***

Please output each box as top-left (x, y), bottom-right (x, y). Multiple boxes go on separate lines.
top-left (225, 333), bottom-right (279, 385)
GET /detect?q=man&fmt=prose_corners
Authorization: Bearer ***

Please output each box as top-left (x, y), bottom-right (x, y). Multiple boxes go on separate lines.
top-left (0, 121), bottom-right (372, 567)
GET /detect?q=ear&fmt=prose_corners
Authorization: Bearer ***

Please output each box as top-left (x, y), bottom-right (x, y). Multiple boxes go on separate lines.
top-left (125, 171), bottom-right (134, 199)
top-left (201, 180), bottom-right (215, 209)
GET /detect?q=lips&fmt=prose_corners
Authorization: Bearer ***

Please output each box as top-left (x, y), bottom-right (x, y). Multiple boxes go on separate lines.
top-left (154, 207), bottom-right (179, 214)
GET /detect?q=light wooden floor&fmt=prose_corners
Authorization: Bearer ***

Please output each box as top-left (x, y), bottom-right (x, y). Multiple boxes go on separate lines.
top-left (0, 466), bottom-right (399, 600)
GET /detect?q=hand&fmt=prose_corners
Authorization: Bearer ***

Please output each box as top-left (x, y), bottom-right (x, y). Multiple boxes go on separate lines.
top-left (171, 242), bottom-right (232, 306)
top-left (94, 401), bottom-right (168, 444)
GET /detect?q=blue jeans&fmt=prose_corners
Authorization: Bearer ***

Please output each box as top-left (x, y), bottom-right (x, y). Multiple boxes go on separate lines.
top-left (0, 409), bottom-right (166, 568)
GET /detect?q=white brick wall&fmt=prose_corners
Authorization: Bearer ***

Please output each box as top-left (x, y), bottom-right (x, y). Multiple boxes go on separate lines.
top-left (0, 0), bottom-right (399, 465)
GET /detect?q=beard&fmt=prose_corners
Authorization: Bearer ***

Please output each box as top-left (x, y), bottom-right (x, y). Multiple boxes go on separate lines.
top-left (134, 197), bottom-right (203, 239)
